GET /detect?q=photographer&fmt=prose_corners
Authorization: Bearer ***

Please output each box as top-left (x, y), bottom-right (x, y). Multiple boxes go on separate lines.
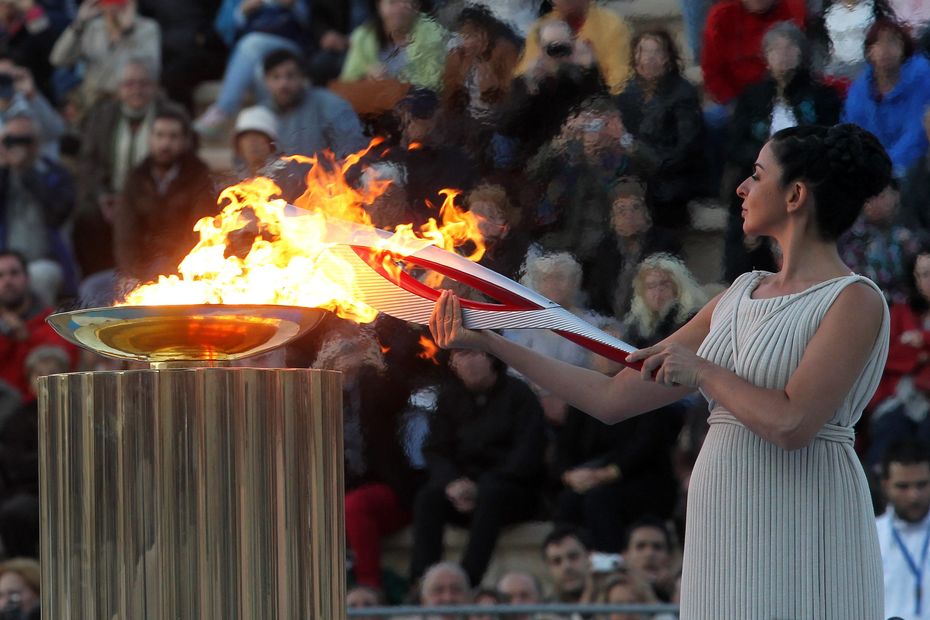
top-left (0, 59), bottom-right (65, 160)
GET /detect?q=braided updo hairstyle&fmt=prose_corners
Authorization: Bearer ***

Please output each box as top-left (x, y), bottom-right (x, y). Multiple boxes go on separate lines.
top-left (769, 124), bottom-right (892, 241)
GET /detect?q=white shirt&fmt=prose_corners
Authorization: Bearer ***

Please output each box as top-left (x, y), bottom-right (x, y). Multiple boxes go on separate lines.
top-left (824, 0), bottom-right (875, 68)
top-left (877, 508), bottom-right (930, 620)
top-left (769, 99), bottom-right (798, 136)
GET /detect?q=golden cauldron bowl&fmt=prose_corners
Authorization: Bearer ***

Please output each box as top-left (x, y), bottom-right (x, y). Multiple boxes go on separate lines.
top-left (47, 304), bottom-right (327, 364)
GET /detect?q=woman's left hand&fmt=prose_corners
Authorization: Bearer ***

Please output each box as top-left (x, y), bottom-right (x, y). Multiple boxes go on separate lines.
top-left (625, 343), bottom-right (708, 388)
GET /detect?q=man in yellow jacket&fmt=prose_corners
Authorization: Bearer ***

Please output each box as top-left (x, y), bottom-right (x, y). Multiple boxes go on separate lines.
top-left (515, 0), bottom-right (632, 95)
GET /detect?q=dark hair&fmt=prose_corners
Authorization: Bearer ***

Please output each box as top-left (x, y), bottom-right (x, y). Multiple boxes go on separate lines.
top-left (153, 103), bottom-right (193, 137)
top-left (623, 516), bottom-right (672, 552)
top-left (263, 48), bottom-right (305, 76)
top-left (0, 250), bottom-right (27, 273)
top-left (630, 28), bottom-right (682, 75)
top-left (768, 124), bottom-right (892, 241)
top-left (904, 243), bottom-right (930, 315)
top-left (864, 18), bottom-right (916, 60)
top-left (455, 4), bottom-right (512, 43)
top-left (881, 439), bottom-right (930, 479)
top-left (541, 524), bottom-right (592, 555)
top-left (449, 348), bottom-right (507, 375)
top-left (472, 587), bottom-right (501, 603)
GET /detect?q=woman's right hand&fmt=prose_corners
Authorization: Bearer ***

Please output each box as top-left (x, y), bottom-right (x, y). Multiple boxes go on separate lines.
top-left (428, 290), bottom-right (488, 351)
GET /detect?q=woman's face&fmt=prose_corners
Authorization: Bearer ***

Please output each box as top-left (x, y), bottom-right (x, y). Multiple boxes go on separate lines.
top-left (611, 197), bottom-right (650, 238)
top-left (642, 268), bottom-right (678, 315)
top-left (635, 37), bottom-right (670, 81)
top-left (867, 28), bottom-right (905, 74)
top-left (0, 572), bottom-right (38, 612)
top-left (765, 35), bottom-right (802, 81)
top-left (735, 142), bottom-right (790, 237)
top-left (378, 0), bottom-right (418, 35)
top-left (606, 583), bottom-right (644, 620)
top-left (537, 271), bottom-right (577, 307)
top-left (914, 254), bottom-right (930, 303)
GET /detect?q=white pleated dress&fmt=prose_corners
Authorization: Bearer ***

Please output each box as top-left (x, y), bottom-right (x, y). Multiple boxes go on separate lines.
top-left (681, 271), bottom-right (889, 619)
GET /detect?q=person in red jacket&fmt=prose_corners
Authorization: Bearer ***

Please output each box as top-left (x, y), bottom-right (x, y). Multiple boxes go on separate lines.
top-left (866, 248), bottom-right (930, 467)
top-left (0, 250), bottom-right (77, 401)
top-left (701, 0), bottom-right (806, 104)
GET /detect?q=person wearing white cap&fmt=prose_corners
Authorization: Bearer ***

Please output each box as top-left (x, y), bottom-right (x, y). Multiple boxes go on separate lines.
top-left (233, 105), bottom-right (279, 178)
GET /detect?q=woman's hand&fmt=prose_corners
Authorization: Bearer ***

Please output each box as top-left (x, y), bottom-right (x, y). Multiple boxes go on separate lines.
top-left (428, 290), bottom-right (489, 351)
top-left (625, 342), bottom-right (708, 388)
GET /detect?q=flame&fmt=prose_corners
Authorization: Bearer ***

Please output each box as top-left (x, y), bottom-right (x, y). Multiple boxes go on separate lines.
top-left (417, 334), bottom-right (440, 365)
top-left (119, 144), bottom-right (486, 322)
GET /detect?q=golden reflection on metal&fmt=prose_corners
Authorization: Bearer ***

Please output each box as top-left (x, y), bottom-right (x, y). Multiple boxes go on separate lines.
top-left (46, 304), bottom-right (326, 364)
top-left (39, 305), bottom-right (346, 619)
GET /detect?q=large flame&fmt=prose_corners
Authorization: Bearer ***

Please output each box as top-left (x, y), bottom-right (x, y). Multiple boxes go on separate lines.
top-left (120, 145), bottom-right (486, 322)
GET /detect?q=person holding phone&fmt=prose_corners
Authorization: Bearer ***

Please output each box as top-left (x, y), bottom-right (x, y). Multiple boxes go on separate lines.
top-left (429, 123), bottom-right (894, 618)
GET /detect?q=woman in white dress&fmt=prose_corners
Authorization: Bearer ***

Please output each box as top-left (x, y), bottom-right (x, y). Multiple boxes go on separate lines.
top-left (428, 123), bottom-right (893, 619)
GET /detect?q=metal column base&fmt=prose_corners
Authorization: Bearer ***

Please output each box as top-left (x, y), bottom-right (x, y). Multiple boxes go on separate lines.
top-left (39, 368), bottom-right (344, 619)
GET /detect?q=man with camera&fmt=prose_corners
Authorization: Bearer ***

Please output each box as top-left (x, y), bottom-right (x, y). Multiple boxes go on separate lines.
top-left (0, 59), bottom-right (65, 160)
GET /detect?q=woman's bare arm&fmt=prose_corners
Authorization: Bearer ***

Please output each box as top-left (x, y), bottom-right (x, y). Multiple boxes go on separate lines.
top-left (429, 290), bottom-right (723, 424)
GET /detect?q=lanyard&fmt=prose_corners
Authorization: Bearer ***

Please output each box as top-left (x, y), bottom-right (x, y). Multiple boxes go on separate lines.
top-left (891, 522), bottom-right (930, 616)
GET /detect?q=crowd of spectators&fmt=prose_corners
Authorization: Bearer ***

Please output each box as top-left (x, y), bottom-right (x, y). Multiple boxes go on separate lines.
top-left (0, 0), bottom-right (928, 617)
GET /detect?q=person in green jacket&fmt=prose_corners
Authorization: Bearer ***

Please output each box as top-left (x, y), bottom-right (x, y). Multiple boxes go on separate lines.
top-left (340, 0), bottom-right (447, 92)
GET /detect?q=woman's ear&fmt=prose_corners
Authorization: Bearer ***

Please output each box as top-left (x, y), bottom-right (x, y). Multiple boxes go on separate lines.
top-left (785, 180), bottom-right (808, 214)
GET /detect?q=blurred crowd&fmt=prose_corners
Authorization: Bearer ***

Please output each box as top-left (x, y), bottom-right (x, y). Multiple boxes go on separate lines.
top-left (0, 0), bottom-right (929, 617)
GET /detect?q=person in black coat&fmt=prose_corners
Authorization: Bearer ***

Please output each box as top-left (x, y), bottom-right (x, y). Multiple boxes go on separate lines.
top-left (722, 21), bottom-right (841, 282)
top-left (616, 29), bottom-right (704, 229)
top-left (409, 349), bottom-right (546, 587)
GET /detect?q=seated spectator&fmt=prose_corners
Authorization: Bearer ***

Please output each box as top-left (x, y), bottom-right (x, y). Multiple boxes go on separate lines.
top-left (0, 0), bottom-right (61, 100)
top-left (498, 19), bottom-right (606, 164)
top-left (838, 180), bottom-right (921, 304)
top-left (865, 248), bottom-right (930, 465)
top-left (503, 252), bottom-right (602, 424)
top-left (621, 254), bottom-right (708, 348)
top-left (0, 113), bottom-right (77, 302)
top-left (598, 570), bottom-right (664, 620)
top-left (541, 526), bottom-right (597, 605)
top-left (441, 6), bottom-right (520, 167)
top-left (616, 30), bottom-right (704, 229)
top-left (812, 0), bottom-right (894, 81)
top-left (340, 0), bottom-right (447, 92)
top-left (50, 0), bottom-right (160, 108)
top-left (622, 518), bottom-right (676, 602)
top-left (701, 0), bottom-right (806, 105)
top-left (418, 562), bottom-right (470, 620)
top-left (842, 18), bottom-right (930, 177)
top-left (232, 105), bottom-right (280, 179)
top-left (723, 20), bottom-right (841, 282)
top-left (261, 49), bottom-right (366, 158)
top-left (0, 58), bottom-right (67, 160)
top-left (468, 588), bottom-right (501, 620)
top-left (496, 571), bottom-right (544, 620)
top-left (466, 183), bottom-right (529, 281)
top-left (900, 106), bottom-right (930, 231)
top-left (515, 0), bottom-right (631, 94)
top-left (0, 251), bottom-right (77, 401)
top-left (0, 558), bottom-right (39, 615)
top-left (875, 439), bottom-right (930, 620)
top-left (347, 584), bottom-right (382, 620)
top-left (195, 0), bottom-right (311, 132)
top-left (467, 0), bottom-right (542, 38)
top-left (409, 349), bottom-right (546, 587)
top-left (527, 99), bottom-right (639, 260)
top-left (114, 105), bottom-right (216, 283)
top-left (312, 323), bottom-right (422, 591)
top-left (137, 0), bottom-right (227, 111)
top-left (357, 88), bottom-right (478, 226)
top-left (585, 180), bottom-right (681, 320)
top-left (307, 0), bottom-right (371, 84)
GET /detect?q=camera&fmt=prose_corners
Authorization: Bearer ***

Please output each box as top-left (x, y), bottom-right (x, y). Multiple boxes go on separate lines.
top-left (0, 74), bottom-right (15, 101)
top-left (544, 41), bottom-right (573, 59)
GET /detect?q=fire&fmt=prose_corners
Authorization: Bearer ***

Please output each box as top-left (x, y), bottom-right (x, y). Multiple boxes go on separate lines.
top-left (417, 334), bottom-right (440, 365)
top-left (119, 144), bottom-right (486, 323)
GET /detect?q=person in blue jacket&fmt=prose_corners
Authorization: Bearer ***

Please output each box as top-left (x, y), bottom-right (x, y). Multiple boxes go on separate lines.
top-left (843, 18), bottom-right (930, 178)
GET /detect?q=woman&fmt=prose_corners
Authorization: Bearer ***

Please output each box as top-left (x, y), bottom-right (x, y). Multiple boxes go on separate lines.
top-left (842, 18), bottom-right (930, 177)
top-left (597, 571), bottom-right (665, 620)
top-left (622, 253), bottom-right (708, 349)
top-left (429, 123), bottom-right (893, 617)
top-left (615, 29), bottom-right (704, 229)
top-left (723, 20), bottom-right (841, 282)
top-left (810, 0), bottom-right (896, 82)
top-left (340, 0), bottom-right (447, 92)
top-left (0, 558), bottom-right (40, 616)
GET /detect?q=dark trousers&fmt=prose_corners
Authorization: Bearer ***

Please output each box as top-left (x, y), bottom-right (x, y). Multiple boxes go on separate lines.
top-left (555, 477), bottom-right (677, 553)
top-left (409, 475), bottom-right (537, 586)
